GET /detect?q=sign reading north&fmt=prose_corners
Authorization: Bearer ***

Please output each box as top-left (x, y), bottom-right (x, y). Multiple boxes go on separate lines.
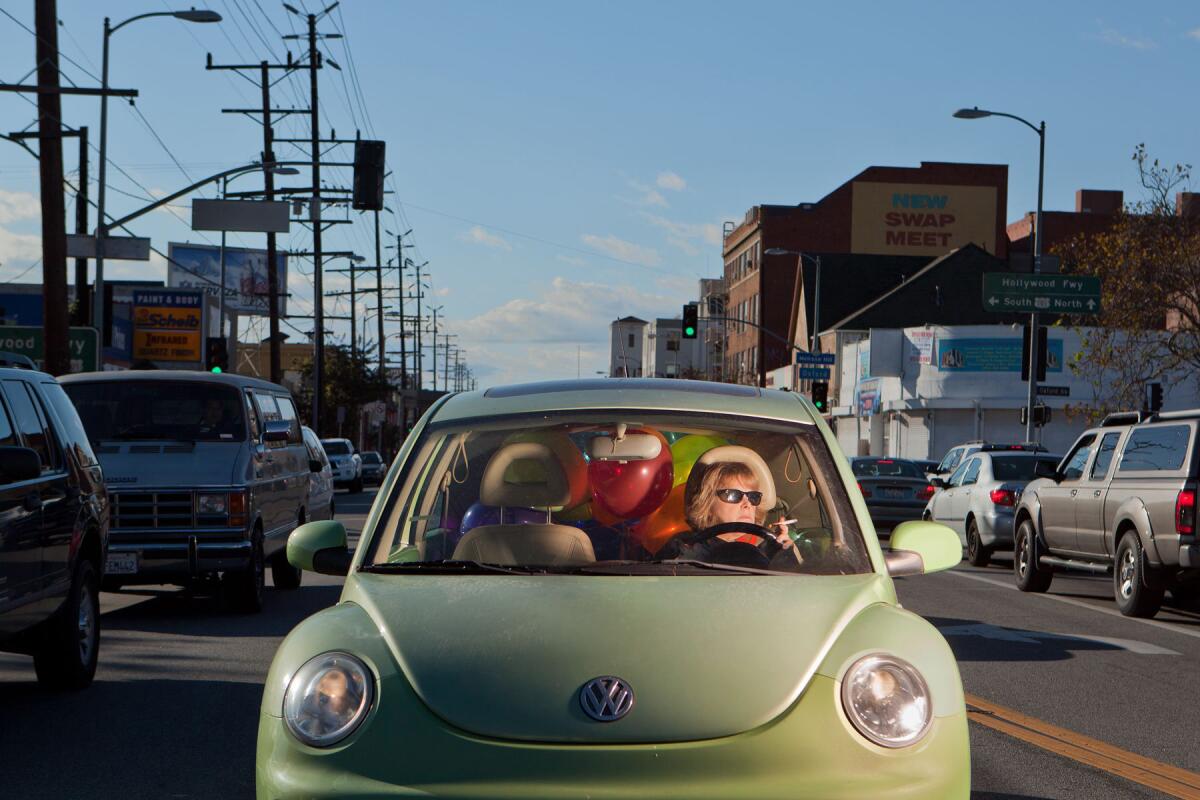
top-left (982, 272), bottom-right (1102, 315)
top-left (851, 182), bottom-right (998, 256)
top-left (132, 290), bottom-right (203, 362)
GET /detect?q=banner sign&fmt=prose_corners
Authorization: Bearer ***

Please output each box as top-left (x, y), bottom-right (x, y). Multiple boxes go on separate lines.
top-left (167, 242), bottom-right (288, 316)
top-left (906, 329), bottom-right (935, 365)
top-left (851, 182), bottom-right (998, 256)
top-left (936, 337), bottom-right (1064, 373)
top-left (132, 290), bottom-right (203, 363)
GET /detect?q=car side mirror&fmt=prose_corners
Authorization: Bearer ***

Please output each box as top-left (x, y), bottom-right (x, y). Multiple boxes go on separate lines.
top-left (308, 459), bottom-right (323, 473)
top-left (262, 419), bottom-right (291, 443)
top-left (0, 446), bottom-right (41, 483)
top-left (1034, 460), bottom-right (1061, 482)
top-left (929, 477), bottom-right (946, 488)
top-left (288, 520), bottom-right (352, 576)
top-left (885, 520), bottom-right (961, 577)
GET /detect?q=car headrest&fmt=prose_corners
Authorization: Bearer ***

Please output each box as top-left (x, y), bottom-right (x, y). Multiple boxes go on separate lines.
top-left (694, 445), bottom-right (776, 511)
top-left (480, 442), bottom-right (572, 509)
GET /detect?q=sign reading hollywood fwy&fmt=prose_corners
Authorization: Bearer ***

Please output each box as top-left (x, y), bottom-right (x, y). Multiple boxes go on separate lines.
top-left (851, 182), bottom-right (998, 257)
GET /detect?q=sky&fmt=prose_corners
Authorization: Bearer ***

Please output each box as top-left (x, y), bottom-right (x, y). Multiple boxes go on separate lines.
top-left (1, 1), bottom-right (1198, 388)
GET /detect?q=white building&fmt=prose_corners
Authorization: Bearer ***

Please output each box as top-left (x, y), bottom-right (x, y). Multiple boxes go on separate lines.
top-left (609, 317), bottom-right (651, 377)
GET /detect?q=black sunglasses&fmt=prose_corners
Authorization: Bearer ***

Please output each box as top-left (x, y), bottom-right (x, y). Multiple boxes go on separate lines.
top-left (716, 488), bottom-right (763, 506)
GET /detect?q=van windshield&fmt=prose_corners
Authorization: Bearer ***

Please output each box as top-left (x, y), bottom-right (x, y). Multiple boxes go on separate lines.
top-left (323, 441), bottom-right (352, 455)
top-left (62, 381), bottom-right (246, 442)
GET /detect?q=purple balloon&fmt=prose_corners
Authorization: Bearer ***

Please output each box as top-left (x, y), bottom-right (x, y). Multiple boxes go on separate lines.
top-left (459, 502), bottom-right (548, 534)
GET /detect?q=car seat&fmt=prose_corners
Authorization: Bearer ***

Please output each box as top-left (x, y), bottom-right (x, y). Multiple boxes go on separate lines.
top-left (451, 442), bottom-right (597, 566)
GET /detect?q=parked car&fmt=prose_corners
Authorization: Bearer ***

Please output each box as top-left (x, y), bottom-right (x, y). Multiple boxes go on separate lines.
top-left (60, 371), bottom-right (311, 612)
top-left (912, 458), bottom-right (940, 477)
top-left (260, 379), bottom-right (968, 797)
top-left (0, 365), bottom-right (108, 688)
top-left (930, 440), bottom-right (1047, 479)
top-left (1013, 410), bottom-right (1200, 618)
top-left (924, 447), bottom-right (1061, 566)
top-left (320, 437), bottom-right (362, 493)
top-left (849, 457), bottom-right (935, 534)
top-left (302, 426), bottom-right (335, 522)
top-left (359, 450), bottom-right (386, 485)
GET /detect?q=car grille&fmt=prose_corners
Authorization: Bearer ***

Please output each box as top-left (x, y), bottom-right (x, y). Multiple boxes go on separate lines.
top-left (111, 491), bottom-right (194, 529)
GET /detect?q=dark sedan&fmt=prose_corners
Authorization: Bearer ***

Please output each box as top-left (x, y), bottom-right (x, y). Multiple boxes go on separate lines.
top-left (849, 457), bottom-right (935, 535)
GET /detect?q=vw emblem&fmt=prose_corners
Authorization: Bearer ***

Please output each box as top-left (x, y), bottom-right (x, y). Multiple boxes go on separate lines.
top-left (579, 676), bottom-right (634, 722)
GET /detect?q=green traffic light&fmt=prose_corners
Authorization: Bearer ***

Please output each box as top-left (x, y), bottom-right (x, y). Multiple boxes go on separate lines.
top-left (210, 366), bottom-right (222, 374)
top-left (684, 326), bottom-right (695, 337)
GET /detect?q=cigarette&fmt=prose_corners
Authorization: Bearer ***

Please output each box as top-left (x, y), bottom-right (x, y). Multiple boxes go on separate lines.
top-left (777, 518), bottom-right (798, 526)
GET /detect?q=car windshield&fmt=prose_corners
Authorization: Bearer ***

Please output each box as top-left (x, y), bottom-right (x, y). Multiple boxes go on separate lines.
top-left (991, 455), bottom-right (1059, 481)
top-left (323, 441), bottom-right (351, 455)
top-left (62, 380), bottom-right (245, 442)
top-left (365, 412), bottom-right (872, 576)
top-left (851, 458), bottom-right (924, 479)
top-left (362, 452), bottom-right (382, 464)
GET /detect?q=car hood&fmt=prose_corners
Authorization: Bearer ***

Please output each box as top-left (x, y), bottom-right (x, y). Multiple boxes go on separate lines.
top-left (93, 441), bottom-right (241, 487)
top-left (345, 571), bottom-right (891, 744)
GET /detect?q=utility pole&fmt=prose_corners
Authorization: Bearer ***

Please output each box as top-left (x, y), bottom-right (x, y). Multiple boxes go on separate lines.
top-left (73, 126), bottom-right (88, 325)
top-left (35, 0), bottom-right (68, 375)
top-left (375, 211), bottom-right (385, 373)
top-left (306, 12), bottom-right (325, 431)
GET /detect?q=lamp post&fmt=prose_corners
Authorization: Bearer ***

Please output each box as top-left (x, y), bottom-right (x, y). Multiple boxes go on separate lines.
top-left (766, 248), bottom-right (823, 391)
top-left (954, 106), bottom-right (1045, 442)
top-left (95, 8), bottom-right (221, 346)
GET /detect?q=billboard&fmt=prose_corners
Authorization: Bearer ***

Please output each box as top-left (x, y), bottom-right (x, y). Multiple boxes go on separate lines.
top-left (935, 337), bottom-right (1064, 373)
top-left (132, 289), bottom-right (203, 363)
top-left (851, 182), bottom-right (998, 256)
top-left (167, 242), bottom-right (288, 316)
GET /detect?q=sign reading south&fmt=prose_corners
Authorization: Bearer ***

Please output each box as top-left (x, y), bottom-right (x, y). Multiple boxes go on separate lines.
top-left (851, 182), bottom-right (998, 256)
top-left (982, 273), bottom-right (1102, 315)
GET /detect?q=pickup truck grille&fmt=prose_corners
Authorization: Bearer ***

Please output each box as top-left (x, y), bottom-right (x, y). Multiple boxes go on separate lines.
top-left (111, 491), bottom-right (194, 530)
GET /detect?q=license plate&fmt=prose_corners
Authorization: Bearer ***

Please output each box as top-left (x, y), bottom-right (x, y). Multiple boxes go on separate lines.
top-left (105, 552), bottom-right (139, 575)
top-left (882, 488), bottom-right (908, 499)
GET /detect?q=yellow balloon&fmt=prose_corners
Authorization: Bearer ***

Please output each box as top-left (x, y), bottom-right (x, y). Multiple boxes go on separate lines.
top-left (669, 434), bottom-right (727, 488)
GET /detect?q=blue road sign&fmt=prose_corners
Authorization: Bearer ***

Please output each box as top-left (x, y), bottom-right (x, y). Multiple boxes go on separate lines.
top-left (796, 352), bottom-right (835, 365)
top-left (798, 367), bottom-right (831, 380)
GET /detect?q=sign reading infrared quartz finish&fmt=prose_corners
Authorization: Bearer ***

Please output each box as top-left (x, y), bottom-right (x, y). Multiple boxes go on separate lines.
top-left (132, 290), bottom-right (203, 362)
top-left (982, 273), bottom-right (1102, 315)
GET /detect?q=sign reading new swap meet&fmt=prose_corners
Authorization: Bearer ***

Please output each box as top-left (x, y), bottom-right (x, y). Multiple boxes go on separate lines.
top-left (0, 326), bottom-right (98, 372)
top-left (132, 289), bottom-right (203, 363)
top-left (851, 182), bottom-right (999, 257)
top-left (982, 273), bottom-right (1102, 315)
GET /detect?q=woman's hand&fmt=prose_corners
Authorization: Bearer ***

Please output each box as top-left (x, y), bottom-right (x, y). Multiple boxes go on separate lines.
top-left (770, 520), bottom-right (794, 549)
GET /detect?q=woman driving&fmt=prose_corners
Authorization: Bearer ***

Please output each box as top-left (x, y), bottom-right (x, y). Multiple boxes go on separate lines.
top-left (684, 461), bottom-right (792, 547)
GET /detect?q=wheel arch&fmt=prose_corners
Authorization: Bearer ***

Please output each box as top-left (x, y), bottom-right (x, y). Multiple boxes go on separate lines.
top-left (1110, 498), bottom-right (1157, 564)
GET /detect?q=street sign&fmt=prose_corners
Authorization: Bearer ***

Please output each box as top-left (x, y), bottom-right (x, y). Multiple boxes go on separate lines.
top-left (192, 199), bottom-right (290, 233)
top-left (66, 234), bottom-right (150, 260)
top-left (1037, 385), bottom-right (1070, 397)
top-left (796, 352), bottom-right (836, 365)
top-left (0, 326), bottom-right (99, 372)
top-left (983, 273), bottom-right (1101, 315)
top-left (797, 367), bottom-right (831, 380)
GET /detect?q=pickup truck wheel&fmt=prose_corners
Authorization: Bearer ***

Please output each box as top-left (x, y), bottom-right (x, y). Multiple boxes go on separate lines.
top-left (1014, 519), bottom-right (1052, 593)
top-left (33, 558), bottom-right (100, 690)
top-left (1114, 533), bottom-right (1164, 618)
top-left (224, 530), bottom-right (265, 613)
top-left (966, 519), bottom-right (993, 567)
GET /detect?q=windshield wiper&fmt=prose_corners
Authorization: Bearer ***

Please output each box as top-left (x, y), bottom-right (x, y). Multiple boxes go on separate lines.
top-left (569, 559), bottom-right (784, 576)
top-left (360, 560), bottom-right (548, 575)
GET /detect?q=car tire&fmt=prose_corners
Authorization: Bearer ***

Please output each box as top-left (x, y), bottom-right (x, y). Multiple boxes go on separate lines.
top-left (1114, 532), bottom-right (1164, 618)
top-left (329, 500), bottom-right (335, 519)
top-left (1014, 519), bottom-right (1052, 593)
top-left (965, 519), bottom-right (993, 567)
top-left (272, 515), bottom-right (304, 590)
top-left (225, 529), bottom-right (265, 613)
top-left (33, 558), bottom-right (100, 690)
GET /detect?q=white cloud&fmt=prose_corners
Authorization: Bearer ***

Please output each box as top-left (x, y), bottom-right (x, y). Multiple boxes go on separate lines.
top-left (1091, 25), bottom-right (1156, 49)
top-left (0, 190), bottom-right (40, 225)
top-left (581, 233), bottom-right (661, 267)
top-left (435, 286), bottom-right (451, 297)
top-left (1187, 27), bottom-right (1200, 41)
top-left (641, 214), bottom-right (723, 255)
top-left (458, 225), bottom-right (512, 251)
top-left (621, 178), bottom-right (669, 208)
top-left (0, 225), bottom-right (43, 263)
top-left (556, 254), bottom-right (586, 267)
top-left (656, 171), bottom-right (687, 192)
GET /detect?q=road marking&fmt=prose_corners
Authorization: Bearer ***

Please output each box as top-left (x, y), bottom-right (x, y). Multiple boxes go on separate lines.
top-left (965, 693), bottom-right (1200, 799)
top-left (945, 568), bottom-right (1200, 642)
top-left (939, 622), bottom-right (1179, 655)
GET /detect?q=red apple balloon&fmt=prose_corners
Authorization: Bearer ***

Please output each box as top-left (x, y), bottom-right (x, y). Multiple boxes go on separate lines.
top-left (588, 428), bottom-right (673, 520)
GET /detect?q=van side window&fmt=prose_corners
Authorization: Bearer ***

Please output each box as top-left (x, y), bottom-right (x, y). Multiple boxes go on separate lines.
top-left (939, 448), bottom-right (962, 473)
top-left (2, 380), bottom-right (60, 472)
top-left (275, 395), bottom-right (303, 444)
top-left (1118, 425), bottom-right (1192, 472)
top-left (244, 390), bottom-right (262, 441)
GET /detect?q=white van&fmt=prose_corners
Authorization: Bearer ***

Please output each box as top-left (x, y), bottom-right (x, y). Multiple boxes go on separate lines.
top-left (60, 371), bottom-right (315, 612)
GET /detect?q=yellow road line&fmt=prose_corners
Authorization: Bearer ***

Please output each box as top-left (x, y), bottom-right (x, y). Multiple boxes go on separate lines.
top-left (965, 693), bottom-right (1200, 799)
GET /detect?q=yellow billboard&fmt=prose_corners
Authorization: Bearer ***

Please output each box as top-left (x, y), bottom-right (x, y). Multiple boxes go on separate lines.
top-left (131, 290), bottom-right (204, 363)
top-left (851, 182), bottom-right (998, 256)
top-left (132, 330), bottom-right (203, 362)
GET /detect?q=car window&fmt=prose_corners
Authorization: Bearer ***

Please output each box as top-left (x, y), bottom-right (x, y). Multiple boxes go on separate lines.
top-left (1118, 425), bottom-right (1193, 472)
top-left (40, 382), bottom-right (100, 469)
top-left (323, 440), bottom-right (352, 456)
top-left (2, 379), bottom-right (60, 473)
top-left (63, 380), bottom-right (246, 442)
top-left (961, 458), bottom-right (982, 486)
top-left (362, 452), bottom-right (383, 465)
top-left (851, 459), bottom-right (923, 478)
top-left (275, 395), bottom-right (303, 444)
top-left (1061, 434), bottom-right (1097, 481)
top-left (243, 390), bottom-right (262, 441)
top-left (0, 392), bottom-right (16, 448)
top-left (938, 448), bottom-right (962, 473)
top-left (992, 455), bottom-right (1057, 482)
top-left (1090, 432), bottom-right (1122, 481)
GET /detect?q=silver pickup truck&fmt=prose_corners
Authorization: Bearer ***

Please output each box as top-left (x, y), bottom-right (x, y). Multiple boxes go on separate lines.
top-left (1012, 410), bottom-right (1200, 618)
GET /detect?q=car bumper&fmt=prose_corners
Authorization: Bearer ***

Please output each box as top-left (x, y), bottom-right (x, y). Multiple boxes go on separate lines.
top-left (864, 502), bottom-right (928, 532)
top-left (105, 537), bottom-right (251, 584)
top-left (976, 508), bottom-right (1016, 549)
top-left (256, 673), bottom-right (970, 799)
top-left (331, 466), bottom-right (359, 484)
top-left (1181, 544), bottom-right (1200, 569)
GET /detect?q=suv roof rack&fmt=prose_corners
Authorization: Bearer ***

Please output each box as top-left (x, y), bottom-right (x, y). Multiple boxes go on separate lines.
top-left (1145, 409), bottom-right (1200, 422)
top-left (980, 442), bottom-right (1047, 452)
top-left (1100, 411), bottom-right (1145, 427)
top-left (0, 350), bottom-right (36, 369)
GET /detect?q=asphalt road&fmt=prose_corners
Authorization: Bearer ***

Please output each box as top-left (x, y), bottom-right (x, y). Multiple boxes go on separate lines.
top-left (2, 500), bottom-right (1199, 799)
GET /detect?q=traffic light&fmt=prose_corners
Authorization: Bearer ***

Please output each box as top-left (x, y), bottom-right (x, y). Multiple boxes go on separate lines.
top-left (682, 303), bottom-right (698, 339)
top-left (811, 381), bottom-right (829, 413)
top-left (205, 336), bottom-right (229, 374)
top-left (1020, 324), bottom-right (1048, 382)
top-left (1147, 382), bottom-right (1164, 412)
top-left (1019, 404), bottom-right (1051, 427)
top-left (352, 139), bottom-right (386, 211)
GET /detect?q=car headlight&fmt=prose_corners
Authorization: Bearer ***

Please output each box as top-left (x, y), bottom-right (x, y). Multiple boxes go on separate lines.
top-left (840, 654), bottom-right (932, 748)
top-left (197, 493), bottom-right (227, 514)
top-left (283, 652), bottom-right (374, 747)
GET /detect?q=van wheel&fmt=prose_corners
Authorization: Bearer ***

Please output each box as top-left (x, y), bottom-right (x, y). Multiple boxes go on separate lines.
top-left (272, 517), bottom-right (303, 590)
top-left (34, 559), bottom-right (100, 690)
top-left (966, 519), bottom-right (993, 567)
top-left (351, 477), bottom-right (364, 494)
top-left (1114, 532), bottom-right (1163, 618)
top-left (224, 530), bottom-right (265, 613)
top-left (1014, 519), bottom-right (1052, 593)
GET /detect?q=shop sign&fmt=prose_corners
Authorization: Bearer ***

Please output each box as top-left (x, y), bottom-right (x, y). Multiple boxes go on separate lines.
top-left (856, 378), bottom-right (880, 417)
top-left (132, 290), bottom-right (203, 363)
top-left (906, 329), bottom-right (935, 365)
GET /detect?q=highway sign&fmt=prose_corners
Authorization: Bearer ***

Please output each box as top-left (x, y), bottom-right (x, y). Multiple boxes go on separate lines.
top-left (796, 352), bottom-right (835, 365)
top-left (983, 273), bottom-right (1102, 315)
top-left (1037, 385), bottom-right (1070, 397)
top-left (798, 367), bottom-right (831, 380)
top-left (0, 326), bottom-right (99, 372)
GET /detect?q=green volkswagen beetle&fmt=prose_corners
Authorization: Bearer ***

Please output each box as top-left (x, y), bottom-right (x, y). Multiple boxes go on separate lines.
top-left (257, 379), bottom-right (969, 798)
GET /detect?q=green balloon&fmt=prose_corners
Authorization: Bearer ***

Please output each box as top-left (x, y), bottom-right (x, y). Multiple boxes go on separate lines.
top-left (669, 434), bottom-right (727, 488)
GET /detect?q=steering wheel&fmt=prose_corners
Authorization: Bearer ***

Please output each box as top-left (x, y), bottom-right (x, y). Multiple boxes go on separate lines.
top-left (691, 521), bottom-right (784, 559)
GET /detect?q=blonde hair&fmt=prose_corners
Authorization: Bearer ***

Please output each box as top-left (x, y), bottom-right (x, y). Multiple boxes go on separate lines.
top-left (685, 461), bottom-right (764, 530)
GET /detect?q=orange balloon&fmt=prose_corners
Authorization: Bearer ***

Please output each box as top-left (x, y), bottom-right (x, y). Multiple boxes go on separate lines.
top-left (631, 483), bottom-right (689, 555)
top-left (592, 501), bottom-right (623, 528)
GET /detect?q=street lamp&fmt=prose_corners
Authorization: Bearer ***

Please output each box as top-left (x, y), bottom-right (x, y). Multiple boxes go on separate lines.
top-left (766, 248), bottom-right (823, 352)
top-left (95, 8), bottom-right (222, 347)
top-left (954, 105), bottom-right (1046, 441)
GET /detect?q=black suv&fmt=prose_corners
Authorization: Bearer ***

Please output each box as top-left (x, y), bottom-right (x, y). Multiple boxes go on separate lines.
top-left (0, 365), bottom-right (109, 688)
